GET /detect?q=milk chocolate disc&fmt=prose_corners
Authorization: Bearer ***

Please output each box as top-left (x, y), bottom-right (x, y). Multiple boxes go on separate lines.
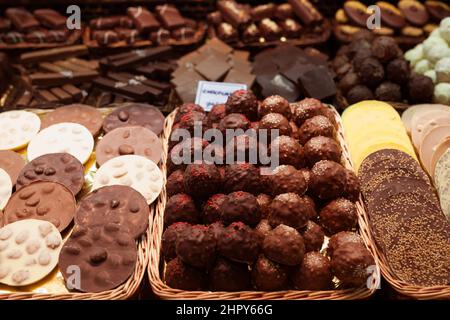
top-left (102, 103), bottom-right (165, 135)
top-left (0, 219), bottom-right (62, 286)
top-left (16, 153), bottom-right (85, 195)
top-left (3, 181), bottom-right (76, 232)
top-left (59, 224), bottom-right (137, 293)
top-left (41, 104), bottom-right (104, 137)
top-left (398, 0), bottom-right (429, 26)
top-left (0, 150), bottom-right (26, 186)
top-left (75, 185), bottom-right (150, 239)
top-left (0, 169), bottom-right (12, 211)
top-left (95, 126), bottom-right (162, 166)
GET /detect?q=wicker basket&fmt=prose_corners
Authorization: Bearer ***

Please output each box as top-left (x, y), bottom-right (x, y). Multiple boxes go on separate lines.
top-left (148, 106), bottom-right (381, 300)
top-left (0, 107), bottom-right (153, 300)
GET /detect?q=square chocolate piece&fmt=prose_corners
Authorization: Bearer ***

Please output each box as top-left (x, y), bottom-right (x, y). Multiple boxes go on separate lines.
top-left (195, 54), bottom-right (231, 81)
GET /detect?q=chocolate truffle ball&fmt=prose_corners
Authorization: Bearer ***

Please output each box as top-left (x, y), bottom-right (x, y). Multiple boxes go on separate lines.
top-left (358, 58), bottom-right (385, 88)
top-left (289, 121), bottom-right (300, 140)
top-left (252, 255), bottom-right (290, 291)
top-left (353, 46), bottom-right (373, 71)
top-left (164, 193), bottom-right (199, 226)
top-left (202, 194), bottom-right (227, 224)
top-left (292, 252), bottom-right (333, 290)
top-left (269, 165), bottom-right (307, 196)
top-left (218, 113), bottom-right (251, 133)
top-left (375, 82), bottom-right (402, 102)
top-left (408, 73), bottom-right (434, 103)
top-left (176, 225), bottom-right (216, 269)
top-left (320, 198), bottom-right (358, 234)
top-left (225, 89), bottom-right (258, 119)
top-left (162, 222), bottom-right (191, 261)
top-left (263, 224), bottom-right (305, 266)
top-left (271, 135), bottom-right (304, 168)
top-left (269, 193), bottom-right (315, 229)
top-left (209, 221), bottom-right (225, 241)
top-left (255, 219), bottom-right (272, 240)
top-left (218, 222), bottom-right (260, 264)
top-left (165, 257), bottom-right (206, 290)
top-left (166, 169), bottom-right (185, 197)
top-left (221, 191), bottom-right (261, 226)
top-left (178, 111), bottom-right (207, 134)
top-left (343, 169), bottom-right (361, 202)
top-left (259, 113), bottom-right (291, 137)
top-left (327, 231), bottom-right (363, 258)
top-left (347, 39), bottom-right (371, 59)
top-left (346, 85), bottom-right (374, 104)
top-left (338, 72), bottom-right (360, 95)
top-left (206, 104), bottom-right (226, 127)
top-left (209, 258), bottom-right (251, 291)
top-left (224, 163), bottom-right (260, 194)
top-left (372, 36), bottom-right (400, 63)
top-left (183, 163), bottom-right (221, 198)
top-left (386, 58), bottom-right (410, 84)
top-left (302, 220), bottom-right (325, 252)
top-left (175, 103), bottom-right (205, 123)
top-left (256, 194), bottom-right (272, 219)
top-left (310, 160), bottom-right (347, 200)
top-left (291, 98), bottom-right (326, 126)
top-left (259, 95), bottom-right (291, 119)
top-left (331, 242), bottom-right (374, 286)
top-left (304, 136), bottom-right (342, 167)
top-left (298, 115), bottom-right (335, 145)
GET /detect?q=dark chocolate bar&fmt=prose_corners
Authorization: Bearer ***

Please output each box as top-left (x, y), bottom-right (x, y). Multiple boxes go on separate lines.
top-left (127, 7), bottom-right (160, 33)
top-left (150, 28), bottom-right (170, 44)
top-left (5, 7), bottom-right (40, 32)
top-left (33, 9), bottom-right (66, 29)
top-left (217, 0), bottom-right (251, 28)
top-left (106, 46), bottom-right (172, 70)
top-left (50, 87), bottom-right (72, 103)
top-left (116, 28), bottom-right (139, 44)
top-left (155, 5), bottom-right (186, 30)
top-left (92, 30), bottom-right (119, 45)
top-left (90, 16), bottom-right (133, 30)
top-left (30, 70), bottom-right (98, 87)
top-left (61, 84), bottom-right (82, 100)
top-left (171, 27), bottom-right (195, 41)
top-left (20, 45), bottom-right (89, 64)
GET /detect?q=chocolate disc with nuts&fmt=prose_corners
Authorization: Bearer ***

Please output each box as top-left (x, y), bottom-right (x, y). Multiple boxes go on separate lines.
top-left (74, 185), bottom-right (150, 239)
top-left (3, 181), bottom-right (76, 232)
top-left (102, 103), bottom-right (165, 135)
top-left (58, 223), bottom-right (137, 293)
top-left (95, 126), bottom-right (162, 166)
top-left (16, 153), bottom-right (85, 195)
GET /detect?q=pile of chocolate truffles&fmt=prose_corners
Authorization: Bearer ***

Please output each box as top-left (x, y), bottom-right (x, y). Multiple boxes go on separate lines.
top-left (333, 34), bottom-right (435, 106)
top-left (162, 90), bottom-right (374, 292)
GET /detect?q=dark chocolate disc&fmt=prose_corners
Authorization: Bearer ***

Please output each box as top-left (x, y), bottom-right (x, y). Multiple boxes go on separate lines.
top-left (102, 103), bottom-right (165, 135)
top-left (75, 185), bottom-right (150, 239)
top-left (59, 224), bottom-right (137, 293)
top-left (16, 153), bottom-right (85, 195)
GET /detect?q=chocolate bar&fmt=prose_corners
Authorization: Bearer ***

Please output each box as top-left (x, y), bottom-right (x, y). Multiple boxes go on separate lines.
top-left (90, 16), bottom-right (133, 30)
top-left (61, 84), bottom-right (82, 100)
top-left (116, 29), bottom-right (139, 44)
top-left (259, 18), bottom-right (282, 40)
top-left (251, 3), bottom-right (276, 21)
top-left (107, 72), bottom-right (170, 93)
top-left (217, 22), bottom-right (239, 42)
top-left (288, 0), bottom-right (322, 25)
top-left (93, 76), bottom-right (161, 101)
top-left (150, 28), bottom-right (170, 44)
top-left (217, 0), bottom-right (251, 28)
top-left (36, 89), bottom-right (59, 103)
top-left (53, 60), bottom-right (92, 72)
top-left (30, 70), bottom-right (98, 87)
top-left (92, 30), bottom-right (119, 45)
top-left (171, 27), bottom-right (195, 41)
top-left (20, 45), bottom-right (89, 64)
top-left (155, 5), bottom-right (186, 30)
top-left (25, 31), bottom-right (48, 44)
top-left (69, 58), bottom-right (99, 70)
top-left (127, 7), bottom-right (160, 33)
top-left (15, 90), bottom-right (32, 107)
top-left (25, 30), bottom-right (67, 43)
top-left (50, 87), bottom-right (72, 103)
top-left (33, 9), bottom-right (66, 29)
top-left (2, 31), bottom-right (24, 44)
top-left (5, 8), bottom-right (40, 32)
top-left (105, 46), bottom-right (172, 70)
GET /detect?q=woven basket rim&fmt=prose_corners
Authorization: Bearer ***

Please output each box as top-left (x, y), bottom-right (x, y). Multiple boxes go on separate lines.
top-left (147, 106), bottom-right (380, 300)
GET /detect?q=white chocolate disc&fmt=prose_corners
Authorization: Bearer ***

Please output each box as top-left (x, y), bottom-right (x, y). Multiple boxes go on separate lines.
top-left (0, 111), bottom-right (41, 151)
top-left (93, 155), bottom-right (164, 204)
top-left (0, 219), bottom-right (62, 286)
top-left (27, 122), bottom-right (94, 164)
top-left (0, 168), bottom-right (12, 210)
